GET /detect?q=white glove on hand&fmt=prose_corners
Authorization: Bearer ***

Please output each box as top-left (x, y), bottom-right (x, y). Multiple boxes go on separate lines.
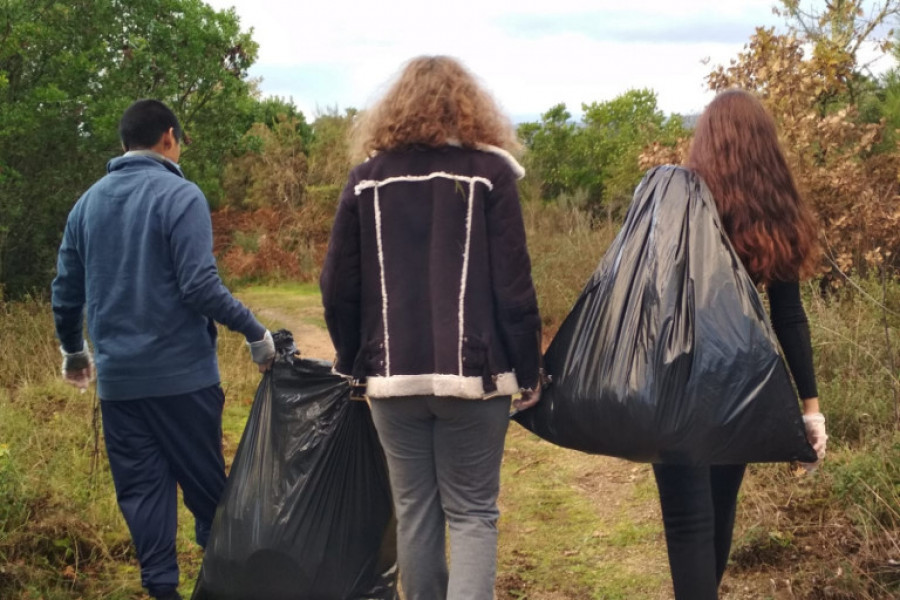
top-left (800, 412), bottom-right (828, 472)
top-left (247, 330), bottom-right (276, 372)
top-left (60, 342), bottom-right (95, 391)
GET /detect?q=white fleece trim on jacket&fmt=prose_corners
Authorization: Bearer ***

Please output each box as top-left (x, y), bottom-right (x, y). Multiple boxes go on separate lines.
top-left (362, 142), bottom-right (526, 181)
top-left (372, 185), bottom-right (391, 377)
top-left (356, 171), bottom-right (497, 382)
top-left (366, 371), bottom-right (520, 399)
top-left (373, 187), bottom-right (391, 377)
top-left (473, 143), bottom-right (526, 180)
top-left (354, 172), bottom-right (493, 194)
top-left (457, 179), bottom-right (476, 374)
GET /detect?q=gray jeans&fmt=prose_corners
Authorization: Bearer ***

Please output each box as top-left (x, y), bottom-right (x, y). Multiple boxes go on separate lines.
top-left (369, 395), bottom-right (511, 600)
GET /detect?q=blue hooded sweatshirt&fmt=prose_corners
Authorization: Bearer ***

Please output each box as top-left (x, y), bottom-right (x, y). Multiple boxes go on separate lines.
top-left (51, 153), bottom-right (265, 400)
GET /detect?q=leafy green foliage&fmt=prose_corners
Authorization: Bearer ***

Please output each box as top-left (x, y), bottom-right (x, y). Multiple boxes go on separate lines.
top-left (858, 30), bottom-right (900, 153)
top-left (581, 90), bottom-right (686, 216)
top-left (307, 107), bottom-right (357, 188)
top-left (223, 115), bottom-right (308, 209)
top-left (247, 96), bottom-right (314, 146)
top-left (518, 91), bottom-right (686, 218)
top-left (518, 104), bottom-right (586, 202)
top-left (0, 0), bottom-right (259, 297)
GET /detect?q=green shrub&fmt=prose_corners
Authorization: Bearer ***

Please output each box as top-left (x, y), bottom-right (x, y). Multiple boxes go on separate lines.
top-left (830, 433), bottom-right (900, 529)
top-left (803, 277), bottom-right (900, 445)
top-left (0, 442), bottom-right (29, 540)
top-left (522, 196), bottom-right (618, 332)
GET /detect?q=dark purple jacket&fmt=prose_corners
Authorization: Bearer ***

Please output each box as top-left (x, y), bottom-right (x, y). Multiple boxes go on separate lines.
top-left (320, 144), bottom-right (541, 399)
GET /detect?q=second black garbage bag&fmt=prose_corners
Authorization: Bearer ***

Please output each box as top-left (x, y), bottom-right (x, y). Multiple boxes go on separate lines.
top-left (193, 331), bottom-right (398, 600)
top-left (514, 165), bottom-right (817, 465)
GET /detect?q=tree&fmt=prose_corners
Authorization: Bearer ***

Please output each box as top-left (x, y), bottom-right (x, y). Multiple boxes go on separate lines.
top-left (306, 107), bottom-right (357, 189)
top-left (861, 27), bottom-right (900, 152)
top-left (520, 94), bottom-right (686, 218)
top-left (223, 115), bottom-right (308, 209)
top-left (242, 95), bottom-right (313, 147)
top-left (710, 26), bottom-right (900, 275)
top-left (639, 2), bottom-right (900, 277)
top-left (581, 89), bottom-right (686, 216)
top-left (0, 0), bottom-right (258, 297)
top-left (518, 104), bottom-right (587, 203)
top-left (776, 0), bottom-right (898, 73)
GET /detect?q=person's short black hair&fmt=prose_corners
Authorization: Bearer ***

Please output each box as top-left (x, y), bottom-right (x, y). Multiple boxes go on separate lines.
top-left (118, 99), bottom-right (183, 150)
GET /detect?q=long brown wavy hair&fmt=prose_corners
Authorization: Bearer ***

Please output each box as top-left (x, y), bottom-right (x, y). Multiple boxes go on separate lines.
top-left (687, 89), bottom-right (819, 285)
top-left (350, 55), bottom-right (520, 159)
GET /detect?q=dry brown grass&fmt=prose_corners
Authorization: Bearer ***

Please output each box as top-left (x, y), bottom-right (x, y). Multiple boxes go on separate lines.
top-left (522, 198), bottom-right (619, 334)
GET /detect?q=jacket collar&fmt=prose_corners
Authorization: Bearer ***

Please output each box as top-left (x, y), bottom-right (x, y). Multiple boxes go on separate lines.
top-left (446, 140), bottom-right (525, 180)
top-left (367, 142), bottom-right (526, 180)
top-left (474, 143), bottom-right (526, 180)
top-left (107, 151), bottom-right (185, 178)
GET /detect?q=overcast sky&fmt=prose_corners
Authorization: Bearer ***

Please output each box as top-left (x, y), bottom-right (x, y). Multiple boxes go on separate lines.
top-left (204, 0), bottom-right (897, 122)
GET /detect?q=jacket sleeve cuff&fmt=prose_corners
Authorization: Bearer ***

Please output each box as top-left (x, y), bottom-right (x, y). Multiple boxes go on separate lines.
top-left (243, 320), bottom-right (267, 344)
top-left (59, 338), bottom-right (87, 356)
top-left (60, 340), bottom-right (90, 357)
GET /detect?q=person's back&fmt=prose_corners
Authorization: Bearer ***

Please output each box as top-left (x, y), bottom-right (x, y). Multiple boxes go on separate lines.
top-left (51, 99), bottom-right (275, 600)
top-left (649, 88), bottom-right (828, 600)
top-left (320, 56), bottom-right (542, 600)
top-left (326, 144), bottom-right (531, 399)
top-left (62, 153), bottom-right (257, 399)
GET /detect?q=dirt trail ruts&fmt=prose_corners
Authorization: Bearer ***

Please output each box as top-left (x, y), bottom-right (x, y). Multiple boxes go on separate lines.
top-left (239, 288), bottom-right (787, 599)
top-left (252, 306), bottom-right (336, 361)
top-left (247, 292), bottom-right (673, 598)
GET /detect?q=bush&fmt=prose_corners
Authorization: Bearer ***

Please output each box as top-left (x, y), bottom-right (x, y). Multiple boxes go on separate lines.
top-left (522, 196), bottom-right (619, 333)
top-left (0, 442), bottom-right (29, 540)
top-left (803, 276), bottom-right (900, 445)
top-left (212, 202), bottom-right (335, 287)
top-left (830, 434), bottom-right (900, 529)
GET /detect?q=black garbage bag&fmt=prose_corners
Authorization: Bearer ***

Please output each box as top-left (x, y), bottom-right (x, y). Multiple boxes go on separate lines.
top-left (192, 330), bottom-right (398, 600)
top-left (514, 166), bottom-right (817, 465)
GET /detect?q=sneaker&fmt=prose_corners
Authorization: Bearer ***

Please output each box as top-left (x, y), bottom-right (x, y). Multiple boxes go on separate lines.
top-left (153, 591), bottom-right (183, 600)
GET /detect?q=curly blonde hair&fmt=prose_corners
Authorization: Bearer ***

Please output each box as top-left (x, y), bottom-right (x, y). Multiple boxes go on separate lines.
top-left (350, 55), bottom-right (520, 159)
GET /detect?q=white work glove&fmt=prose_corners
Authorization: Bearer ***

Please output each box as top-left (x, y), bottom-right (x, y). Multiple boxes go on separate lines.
top-left (247, 330), bottom-right (276, 372)
top-left (800, 412), bottom-right (828, 473)
top-left (60, 342), bottom-right (95, 391)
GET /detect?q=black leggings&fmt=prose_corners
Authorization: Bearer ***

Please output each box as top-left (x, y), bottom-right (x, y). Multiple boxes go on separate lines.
top-left (652, 464), bottom-right (747, 600)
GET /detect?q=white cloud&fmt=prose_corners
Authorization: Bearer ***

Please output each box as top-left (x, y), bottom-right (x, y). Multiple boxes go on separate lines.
top-left (205, 0), bottom-right (896, 120)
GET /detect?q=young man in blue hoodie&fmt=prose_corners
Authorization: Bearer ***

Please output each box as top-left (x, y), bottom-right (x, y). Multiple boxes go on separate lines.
top-left (51, 99), bottom-right (276, 600)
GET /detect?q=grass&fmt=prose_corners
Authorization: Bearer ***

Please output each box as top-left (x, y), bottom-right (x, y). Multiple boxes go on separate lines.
top-left (0, 299), bottom-right (263, 599)
top-left (722, 275), bottom-right (900, 599)
top-left (2, 230), bottom-right (900, 598)
top-left (0, 284), bottom-right (670, 599)
top-left (239, 281), bottom-right (321, 299)
top-left (497, 427), bottom-right (668, 600)
top-left (522, 199), bottom-right (619, 334)
top-left (237, 282), bottom-right (327, 330)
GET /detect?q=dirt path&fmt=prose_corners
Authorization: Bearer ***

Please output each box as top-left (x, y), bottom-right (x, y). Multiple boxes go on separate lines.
top-left (253, 305), bottom-right (336, 360)
top-left (237, 286), bottom-right (336, 360)
top-left (236, 285), bottom-right (789, 599)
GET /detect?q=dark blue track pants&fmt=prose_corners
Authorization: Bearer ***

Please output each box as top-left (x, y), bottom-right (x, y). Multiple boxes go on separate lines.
top-left (101, 385), bottom-right (227, 597)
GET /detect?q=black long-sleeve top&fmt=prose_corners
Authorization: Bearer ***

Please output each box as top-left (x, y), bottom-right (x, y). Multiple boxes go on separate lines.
top-left (767, 281), bottom-right (818, 399)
